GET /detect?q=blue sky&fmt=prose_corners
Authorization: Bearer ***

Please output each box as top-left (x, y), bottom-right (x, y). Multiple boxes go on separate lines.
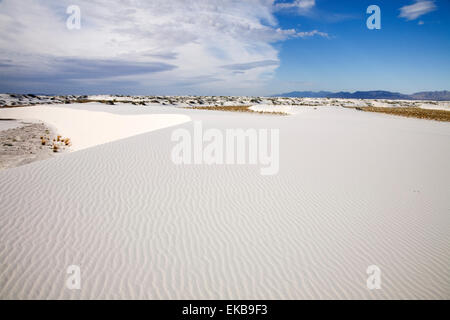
top-left (0, 0), bottom-right (448, 95)
top-left (271, 0), bottom-right (450, 94)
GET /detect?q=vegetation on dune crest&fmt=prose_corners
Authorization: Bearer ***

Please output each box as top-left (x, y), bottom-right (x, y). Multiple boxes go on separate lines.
top-left (184, 105), bottom-right (288, 116)
top-left (356, 107), bottom-right (450, 122)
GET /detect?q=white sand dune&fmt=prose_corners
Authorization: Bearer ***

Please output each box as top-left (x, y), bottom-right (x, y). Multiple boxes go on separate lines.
top-left (0, 104), bottom-right (449, 299)
top-left (0, 104), bottom-right (191, 150)
top-left (418, 102), bottom-right (450, 111)
top-left (249, 104), bottom-right (297, 114)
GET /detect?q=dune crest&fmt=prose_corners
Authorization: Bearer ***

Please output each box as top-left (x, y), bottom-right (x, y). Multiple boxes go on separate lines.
top-left (0, 105), bottom-right (191, 150)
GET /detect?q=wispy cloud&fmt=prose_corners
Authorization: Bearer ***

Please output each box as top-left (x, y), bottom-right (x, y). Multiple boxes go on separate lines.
top-left (275, 0), bottom-right (315, 14)
top-left (222, 60), bottom-right (279, 71)
top-left (275, 28), bottom-right (329, 39)
top-left (399, 0), bottom-right (437, 21)
top-left (294, 30), bottom-right (329, 38)
top-left (274, 0), bottom-right (355, 23)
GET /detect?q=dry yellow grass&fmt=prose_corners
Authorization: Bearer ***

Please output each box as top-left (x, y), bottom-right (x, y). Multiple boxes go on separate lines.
top-left (357, 107), bottom-right (450, 122)
top-left (185, 105), bottom-right (287, 116)
top-left (47, 136), bottom-right (71, 151)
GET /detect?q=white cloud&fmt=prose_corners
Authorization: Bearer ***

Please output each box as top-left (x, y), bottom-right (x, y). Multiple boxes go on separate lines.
top-left (274, 28), bottom-right (328, 38)
top-left (0, 0), bottom-right (328, 95)
top-left (275, 0), bottom-right (315, 13)
top-left (399, 0), bottom-right (437, 21)
top-left (294, 30), bottom-right (329, 38)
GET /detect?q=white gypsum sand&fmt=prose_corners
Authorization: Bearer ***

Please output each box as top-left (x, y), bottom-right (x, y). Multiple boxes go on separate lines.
top-left (0, 103), bottom-right (449, 299)
top-left (249, 104), bottom-right (297, 115)
top-left (0, 104), bottom-right (191, 151)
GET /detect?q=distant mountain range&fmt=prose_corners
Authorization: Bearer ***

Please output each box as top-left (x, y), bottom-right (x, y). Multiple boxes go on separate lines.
top-left (272, 90), bottom-right (450, 101)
